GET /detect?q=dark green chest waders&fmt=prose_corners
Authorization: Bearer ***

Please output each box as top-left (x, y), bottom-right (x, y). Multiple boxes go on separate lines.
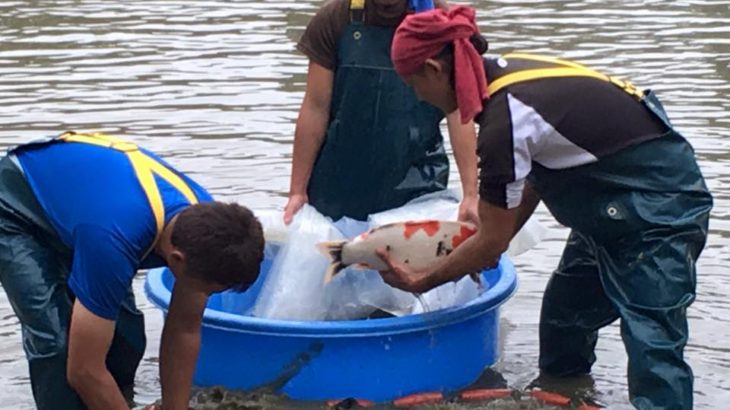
top-left (494, 55), bottom-right (713, 410)
top-left (306, 0), bottom-right (449, 222)
top-left (0, 148), bottom-right (148, 410)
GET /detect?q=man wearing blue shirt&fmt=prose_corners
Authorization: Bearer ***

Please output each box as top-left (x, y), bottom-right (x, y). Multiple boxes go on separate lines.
top-left (0, 131), bottom-right (265, 410)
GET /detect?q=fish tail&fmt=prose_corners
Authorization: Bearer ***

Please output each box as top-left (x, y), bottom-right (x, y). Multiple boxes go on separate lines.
top-left (414, 293), bottom-right (431, 313)
top-left (317, 240), bottom-right (348, 284)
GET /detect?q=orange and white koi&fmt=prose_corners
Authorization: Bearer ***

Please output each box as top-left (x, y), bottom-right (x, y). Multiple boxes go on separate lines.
top-left (318, 220), bottom-right (480, 284)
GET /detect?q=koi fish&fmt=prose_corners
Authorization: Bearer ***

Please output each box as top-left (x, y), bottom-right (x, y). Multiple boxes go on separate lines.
top-left (318, 220), bottom-right (480, 284)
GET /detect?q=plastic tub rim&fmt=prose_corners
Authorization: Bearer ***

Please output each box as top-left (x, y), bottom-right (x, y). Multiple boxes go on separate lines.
top-left (144, 255), bottom-right (517, 336)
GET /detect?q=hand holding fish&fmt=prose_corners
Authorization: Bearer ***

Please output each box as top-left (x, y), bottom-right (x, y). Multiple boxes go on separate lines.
top-left (318, 220), bottom-right (481, 291)
top-left (375, 247), bottom-right (438, 293)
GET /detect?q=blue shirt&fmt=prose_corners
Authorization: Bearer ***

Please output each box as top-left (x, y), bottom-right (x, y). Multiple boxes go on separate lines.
top-left (409, 0), bottom-right (434, 12)
top-left (16, 141), bottom-right (213, 320)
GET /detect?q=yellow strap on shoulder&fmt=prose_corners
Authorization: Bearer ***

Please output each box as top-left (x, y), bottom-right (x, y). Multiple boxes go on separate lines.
top-left (56, 132), bottom-right (199, 253)
top-left (127, 151), bottom-right (166, 242)
top-left (488, 53), bottom-right (644, 100)
top-left (58, 131), bottom-right (138, 152)
top-left (502, 53), bottom-right (592, 70)
top-left (134, 154), bottom-right (199, 205)
top-left (487, 67), bottom-right (610, 95)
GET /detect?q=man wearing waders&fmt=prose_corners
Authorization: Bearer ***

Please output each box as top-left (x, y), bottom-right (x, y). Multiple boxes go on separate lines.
top-left (283, 0), bottom-right (480, 225)
top-left (0, 132), bottom-right (265, 410)
top-left (377, 6), bottom-right (714, 409)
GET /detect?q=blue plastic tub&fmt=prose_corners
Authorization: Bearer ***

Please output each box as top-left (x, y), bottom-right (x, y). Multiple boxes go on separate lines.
top-left (144, 250), bottom-right (517, 403)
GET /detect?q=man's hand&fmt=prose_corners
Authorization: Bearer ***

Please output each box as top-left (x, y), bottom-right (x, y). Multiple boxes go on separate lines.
top-left (283, 192), bottom-right (308, 225)
top-left (457, 194), bottom-right (480, 226)
top-left (378, 199), bottom-right (521, 294)
top-left (67, 300), bottom-right (129, 410)
top-left (375, 248), bottom-right (439, 293)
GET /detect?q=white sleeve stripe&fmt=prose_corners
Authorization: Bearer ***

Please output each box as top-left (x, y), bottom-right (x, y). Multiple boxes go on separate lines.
top-left (506, 179), bottom-right (525, 209)
top-left (507, 93), bottom-right (598, 171)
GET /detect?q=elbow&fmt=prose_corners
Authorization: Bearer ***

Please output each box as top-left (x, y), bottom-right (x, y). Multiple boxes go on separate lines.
top-left (300, 89), bottom-right (331, 119)
top-left (496, 239), bottom-right (510, 259)
top-left (67, 363), bottom-right (101, 394)
top-left (309, 102), bottom-right (331, 128)
top-left (295, 99), bottom-right (330, 139)
top-left (479, 240), bottom-right (508, 271)
top-left (492, 233), bottom-right (511, 255)
top-left (475, 233), bottom-right (510, 266)
top-left (485, 239), bottom-right (509, 265)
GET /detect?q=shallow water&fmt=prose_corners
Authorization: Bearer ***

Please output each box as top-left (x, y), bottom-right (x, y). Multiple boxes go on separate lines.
top-left (0, 0), bottom-right (729, 409)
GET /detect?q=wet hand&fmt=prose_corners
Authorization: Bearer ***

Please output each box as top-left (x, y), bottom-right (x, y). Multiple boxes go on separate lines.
top-left (375, 248), bottom-right (437, 293)
top-left (458, 195), bottom-right (480, 227)
top-left (283, 193), bottom-right (308, 225)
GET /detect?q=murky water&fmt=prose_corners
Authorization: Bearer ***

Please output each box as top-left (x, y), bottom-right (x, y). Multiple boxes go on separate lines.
top-left (0, 0), bottom-right (728, 409)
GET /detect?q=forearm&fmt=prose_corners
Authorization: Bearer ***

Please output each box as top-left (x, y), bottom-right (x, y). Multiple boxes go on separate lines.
top-left (70, 369), bottom-right (129, 410)
top-left (289, 103), bottom-right (330, 195)
top-left (67, 300), bottom-right (129, 410)
top-left (446, 111), bottom-right (478, 197)
top-left (159, 319), bottom-right (201, 410)
top-left (426, 232), bottom-right (506, 289)
top-left (159, 282), bottom-right (209, 410)
top-left (426, 199), bottom-right (517, 288)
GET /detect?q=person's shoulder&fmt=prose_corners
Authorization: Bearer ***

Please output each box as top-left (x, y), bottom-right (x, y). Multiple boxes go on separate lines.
top-left (298, 0), bottom-right (350, 70)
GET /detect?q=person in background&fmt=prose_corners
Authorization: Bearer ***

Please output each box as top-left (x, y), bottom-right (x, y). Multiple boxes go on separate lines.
top-left (377, 6), bottom-right (713, 410)
top-left (283, 0), bottom-right (480, 225)
top-left (0, 131), bottom-right (265, 410)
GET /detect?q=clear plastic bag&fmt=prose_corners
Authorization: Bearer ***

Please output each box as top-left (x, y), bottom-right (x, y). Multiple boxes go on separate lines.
top-left (368, 189), bottom-right (460, 226)
top-left (506, 216), bottom-right (548, 257)
top-left (251, 204), bottom-right (343, 320)
top-left (251, 190), bottom-right (547, 321)
top-left (322, 269), bottom-right (416, 320)
top-left (411, 276), bottom-right (483, 315)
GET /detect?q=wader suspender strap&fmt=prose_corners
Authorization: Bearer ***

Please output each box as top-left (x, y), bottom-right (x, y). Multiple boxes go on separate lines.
top-left (487, 53), bottom-right (645, 100)
top-left (350, 0), bottom-right (365, 23)
top-left (57, 131), bottom-right (199, 256)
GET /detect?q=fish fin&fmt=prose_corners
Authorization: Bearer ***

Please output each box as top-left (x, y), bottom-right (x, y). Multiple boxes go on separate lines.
top-left (323, 262), bottom-right (346, 285)
top-left (317, 240), bottom-right (349, 284)
top-left (469, 272), bottom-right (483, 287)
top-left (414, 293), bottom-right (430, 313)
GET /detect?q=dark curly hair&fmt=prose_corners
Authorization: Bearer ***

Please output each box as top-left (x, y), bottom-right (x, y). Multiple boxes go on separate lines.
top-left (170, 202), bottom-right (264, 291)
